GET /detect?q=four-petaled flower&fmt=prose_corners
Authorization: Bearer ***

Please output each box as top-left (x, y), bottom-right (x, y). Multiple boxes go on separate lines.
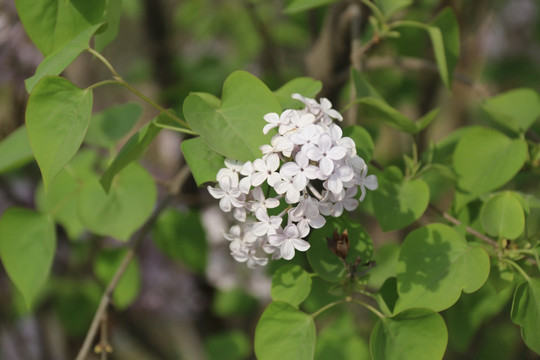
top-left (268, 224), bottom-right (310, 260)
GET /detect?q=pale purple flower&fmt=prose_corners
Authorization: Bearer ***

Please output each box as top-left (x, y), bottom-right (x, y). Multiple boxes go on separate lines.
top-left (248, 187), bottom-right (280, 212)
top-left (251, 153), bottom-right (281, 187)
top-left (288, 205), bottom-right (325, 237)
top-left (207, 177), bottom-right (245, 212)
top-left (217, 159), bottom-right (244, 187)
top-left (319, 186), bottom-right (359, 217)
top-left (280, 152), bottom-right (320, 191)
top-left (263, 110), bottom-right (294, 135)
top-left (268, 224), bottom-right (310, 260)
top-left (319, 98), bottom-right (343, 122)
top-left (274, 174), bottom-right (301, 204)
top-left (251, 208), bottom-right (283, 237)
top-left (306, 134), bottom-right (347, 176)
top-left (290, 124), bottom-right (322, 154)
top-left (326, 164), bottom-right (354, 195)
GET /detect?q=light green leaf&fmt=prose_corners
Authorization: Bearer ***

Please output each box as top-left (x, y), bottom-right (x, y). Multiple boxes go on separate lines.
top-left (15, 0), bottom-right (106, 56)
top-left (181, 137), bottom-right (225, 186)
top-left (370, 308), bottom-right (447, 360)
top-left (511, 279), bottom-right (540, 355)
top-left (358, 97), bottom-right (417, 133)
top-left (481, 191), bottom-right (525, 240)
top-left (367, 242), bottom-right (400, 290)
top-left (271, 264), bottom-right (312, 307)
top-left (0, 126), bottom-right (34, 174)
top-left (453, 127), bottom-right (528, 199)
top-left (375, 0), bottom-right (413, 19)
top-left (94, 248), bottom-right (140, 309)
top-left (78, 163), bottom-right (157, 240)
top-left (94, 0), bottom-right (123, 51)
top-left (152, 209), bottom-right (207, 274)
top-left (184, 71), bottom-right (281, 162)
top-left (0, 208), bottom-right (56, 308)
top-left (372, 166), bottom-right (430, 232)
top-left (431, 8), bottom-right (460, 88)
top-left (274, 77), bottom-right (322, 109)
top-left (284, 0), bottom-right (338, 13)
top-left (307, 216), bottom-right (373, 282)
top-left (25, 23), bottom-right (106, 92)
top-left (342, 125), bottom-right (374, 162)
top-left (254, 301), bottom-right (316, 360)
top-left (26, 76), bottom-right (93, 191)
top-left (482, 88), bottom-right (540, 133)
top-left (395, 223), bottom-right (490, 313)
top-left (85, 102), bottom-right (142, 148)
top-left (100, 121), bottom-right (161, 192)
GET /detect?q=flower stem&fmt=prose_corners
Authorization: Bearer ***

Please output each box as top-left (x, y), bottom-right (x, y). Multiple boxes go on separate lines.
top-left (311, 297), bottom-right (385, 319)
top-left (503, 259), bottom-right (531, 283)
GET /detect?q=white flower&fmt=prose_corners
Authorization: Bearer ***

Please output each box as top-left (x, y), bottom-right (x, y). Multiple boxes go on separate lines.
top-left (248, 187), bottom-right (280, 212)
top-left (268, 224), bottom-right (310, 260)
top-left (251, 153), bottom-right (281, 187)
top-left (274, 174), bottom-right (301, 204)
top-left (319, 186), bottom-right (359, 217)
top-left (207, 177), bottom-right (245, 212)
top-left (319, 98), bottom-right (343, 122)
top-left (290, 124), bottom-right (321, 154)
top-left (347, 155), bottom-right (378, 200)
top-left (250, 208), bottom-right (283, 237)
top-left (306, 133), bottom-right (347, 176)
top-left (326, 164), bottom-right (354, 195)
top-left (217, 159), bottom-right (244, 187)
top-left (239, 161), bottom-right (254, 194)
top-left (260, 134), bottom-right (295, 158)
top-left (288, 205), bottom-right (325, 237)
top-left (279, 111), bottom-right (315, 134)
top-left (280, 152), bottom-right (320, 191)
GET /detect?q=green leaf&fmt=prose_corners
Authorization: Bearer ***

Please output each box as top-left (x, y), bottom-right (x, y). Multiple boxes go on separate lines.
top-left (94, 0), bottom-right (123, 51)
top-left (183, 71), bottom-right (281, 162)
top-left (342, 126), bottom-right (374, 162)
top-left (100, 121), bottom-right (161, 192)
top-left (94, 248), bottom-right (140, 309)
top-left (511, 279), bottom-right (540, 355)
top-left (152, 209), bottom-right (207, 274)
top-left (351, 68), bottom-right (384, 101)
top-left (395, 223), bottom-right (490, 313)
top-left (274, 77), bottom-right (322, 109)
top-left (375, 0), bottom-right (413, 19)
top-left (482, 88), bottom-right (540, 133)
top-left (26, 76), bottom-right (93, 191)
top-left (78, 163), bottom-right (157, 240)
top-left (271, 264), bottom-right (312, 307)
top-left (205, 331), bottom-right (251, 360)
top-left (0, 126), bottom-right (34, 174)
top-left (481, 191), bottom-right (525, 240)
top-left (415, 108), bottom-right (440, 132)
top-left (372, 166), bottom-right (430, 232)
top-left (431, 8), bottom-right (460, 88)
top-left (0, 208), bottom-right (56, 308)
top-left (254, 301), bottom-right (316, 360)
top-left (284, 0), bottom-right (338, 13)
top-left (315, 314), bottom-right (369, 360)
top-left (377, 277), bottom-right (399, 316)
top-left (181, 137), bottom-right (225, 186)
top-left (370, 308), bottom-right (447, 360)
top-left (367, 243), bottom-right (400, 290)
top-left (453, 127), bottom-right (528, 199)
top-left (212, 288), bottom-right (258, 317)
top-left (85, 102), bottom-right (142, 148)
top-left (25, 23), bottom-right (106, 92)
top-left (15, 0), bottom-right (106, 56)
top-left (307, 216), bottom-right (373, 282)
top-left (357, 97), bottom-right (417, 134)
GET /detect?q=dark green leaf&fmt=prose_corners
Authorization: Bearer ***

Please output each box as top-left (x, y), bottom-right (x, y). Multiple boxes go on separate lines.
top-left (395, 223), bottom-right (490, 313)
top-left (284, 0), bottom-right (338, 13)
top-left (0, 126), bottom-right (34, 174)
top-left (342, 125), bottom-right (374, 162)
top-left (0, 208), bottom-right (56, 308)
top-left (78, 163), bottom-right (157, 240)
top-left (100, 121), bottom-right (161, 192)
top-left (370, 308), bottom-right (447, 360)
top-left (94, 248), bottom-right (140, 309)
top-left (152, 209), bottom-right (207, 274)
top-left (26, 76), bottom-right (93, 191)
top-left (307, 216), bottom-right (373, 282)
top-left (367, 243), bottom-right (400, 290)
top-left (271, 264), bottom-right (312, 307)
top-left (431, 8), bottom-right (460, 88)
top-left (205, 331), bottom-right (251, 360)
top-left (372, 166), bottom-right (430, 232)
top-left (15, 0), bottom-right (106, 55)
top-left (25, 23), bottom-right (106, 92)
top-left (85, 102), bottom-right (142, 148)
top-left (212, 288), bottom-right (258, 317)
top-left (181, 137), bottom-right (225, 186)
top-left (375, 0), bottom-right (413, 19)
top-left (511, 279), bottom-right (540, 355)
top-left (184, 71), bottom-right (281, 162)
top-left (254, 301), bottom-right (316, 360)
top-left (358, 97), bottom-right (417, 133)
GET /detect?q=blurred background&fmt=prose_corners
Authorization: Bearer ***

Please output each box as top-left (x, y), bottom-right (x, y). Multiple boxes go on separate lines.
top-left (1, 0), bottom-right (540, 359)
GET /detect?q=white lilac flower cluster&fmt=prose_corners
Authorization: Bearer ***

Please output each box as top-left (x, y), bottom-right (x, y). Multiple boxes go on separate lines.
top-left (207, 94), bottom-right (378, 268)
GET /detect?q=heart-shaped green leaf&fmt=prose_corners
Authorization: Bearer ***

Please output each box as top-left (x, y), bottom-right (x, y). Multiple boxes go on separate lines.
top-left (0, 208), bottom-right (56, 308)
top-left (373, 166), bottom-right (430, 232)
top-left (78, 163), bottom-right (157, 240)
top-left (183, 71), bottom-right (281, 162)
top-left (181, 137), bottom-right (225, 186)
top-left (254, 301), bottom-right (315, 360)
top-left (370, 308), bottom-right (447, 360)
top-left (395, 223), bottom-right (490, 313)
top-left (274, 77), bottom-right (322, 109)
top-left (26, 76), bottom-right (93, 191)
top-left (0, 126), bottom-right (34, 174)
top-left (481, 191), bottom-right (525, 240)
top-left (482, 88), bottom-right (540, 133)
top-left (511, 279), bottom-right (540, 355)
top-left (271, 264), bottom-right (312, 307)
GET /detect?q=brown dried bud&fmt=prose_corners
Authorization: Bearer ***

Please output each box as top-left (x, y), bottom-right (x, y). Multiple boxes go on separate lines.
top-left (326, 229), bottom-right (349, 260)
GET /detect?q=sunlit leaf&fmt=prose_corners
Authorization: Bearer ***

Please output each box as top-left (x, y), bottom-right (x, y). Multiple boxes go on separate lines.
top-left (271, 264), bottom-right (312, 307)
top-left (181, 137), bottom-right (225, 186)
top-left (481, 191), bottom-right (525, 240)
top-left (482, 88), bottom-right (540, 133)
top-left (0, 126), bottom-right (34, 174)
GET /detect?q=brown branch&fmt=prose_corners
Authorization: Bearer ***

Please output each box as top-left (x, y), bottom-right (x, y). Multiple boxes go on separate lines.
top-left (75, 165), bottom-right (191, 360)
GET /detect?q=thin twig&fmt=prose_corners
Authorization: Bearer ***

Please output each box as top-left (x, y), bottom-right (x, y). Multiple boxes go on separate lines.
top-left (75, 166), bottom-right (191, 360)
